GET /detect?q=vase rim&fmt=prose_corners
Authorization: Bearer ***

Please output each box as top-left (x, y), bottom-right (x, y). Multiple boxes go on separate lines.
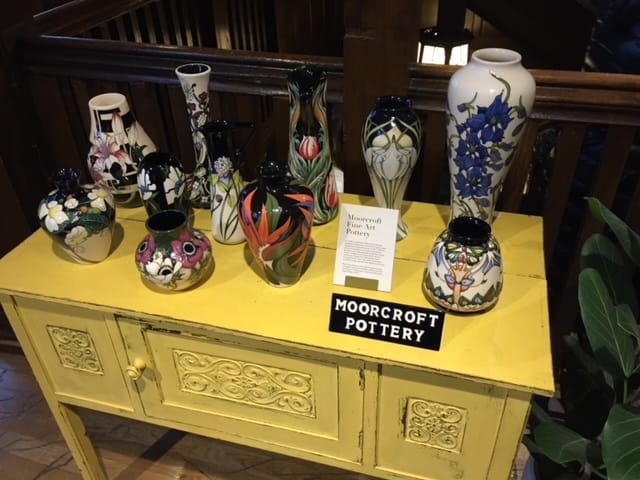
top-left (146, 209), bottom-right (188, 235)
top-left (175, 63), bottom-right (211, 76)
top-left (88, 92), bottom-right (127, 110)
top-left (448, 216), bottom-right (492, 245)
top-left (374, 95), bottom-right (413, 109)
top-left (471, 48), bottom-right (522, 66)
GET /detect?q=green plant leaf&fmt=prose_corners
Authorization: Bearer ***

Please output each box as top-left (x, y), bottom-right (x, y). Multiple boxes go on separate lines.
top-left (581, 233), bottom-right (639, 318)
top-left (579, 268), bottom-right (636, 379)
top-left (533, 421), bottom-right (591, 464)
top-left (602, 404), bottom-right (640, 480)
top-left (614, 304), bottom-right (640, 343)
top-left (586, 197), bottom-right (640, 269)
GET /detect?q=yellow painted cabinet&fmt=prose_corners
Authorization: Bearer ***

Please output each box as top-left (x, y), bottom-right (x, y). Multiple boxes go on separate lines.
top-left (117, 317), bottom-right (365, 463)
top-left (12, 297), bottom-right (135, 414)
top-left (0, 196), bottom-right (554, 480)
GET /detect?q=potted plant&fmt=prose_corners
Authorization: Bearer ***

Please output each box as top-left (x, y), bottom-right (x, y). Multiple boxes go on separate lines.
top-left (525, 197), bottom-right (640, 480)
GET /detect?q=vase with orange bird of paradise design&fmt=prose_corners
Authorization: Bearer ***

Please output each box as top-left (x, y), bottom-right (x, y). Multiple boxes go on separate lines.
top-left (237, 160), bottom-right (314, 287)
top-left (423, 216), bottom-right (503, 313)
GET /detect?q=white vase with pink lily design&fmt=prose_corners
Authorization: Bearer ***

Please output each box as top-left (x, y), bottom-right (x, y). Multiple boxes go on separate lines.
top-left (87, 92), bottom-right (157, 206)
top-left (287, 65), bottom-right (339, 225)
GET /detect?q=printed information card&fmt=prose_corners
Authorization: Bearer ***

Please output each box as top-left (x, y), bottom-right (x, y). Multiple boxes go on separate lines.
top-left (333, 203), bottom-right (399, 292)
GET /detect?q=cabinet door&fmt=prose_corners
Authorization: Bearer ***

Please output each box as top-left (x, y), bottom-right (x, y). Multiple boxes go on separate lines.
top-left (375, 365), bottom-right (509, 480)
top-left (14, 297), bottom-right (134, 412)
top-left (119, 319), bottom-right (364, 463)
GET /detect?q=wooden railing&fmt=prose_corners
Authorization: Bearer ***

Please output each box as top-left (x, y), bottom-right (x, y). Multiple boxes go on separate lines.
top-left (10, 0), bottom-right (640, 367)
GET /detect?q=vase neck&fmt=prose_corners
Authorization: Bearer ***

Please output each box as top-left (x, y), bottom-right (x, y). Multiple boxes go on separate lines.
top-left (448, 216), bottom-right (491, 245)
top-left (288, 65), bottom-right (326, 98)
top-left (52, 168), bottom-right (82, 195)
top-left (146, 210), bottom-right (188, 238)
top-left (89, 92), bottom-right (134, 133)
top-left (374, 95), bottom-right (413, 112)
top-left (470, 48), bottom-right (522, 68)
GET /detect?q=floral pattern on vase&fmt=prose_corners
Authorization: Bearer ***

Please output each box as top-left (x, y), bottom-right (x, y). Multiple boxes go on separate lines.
top-left (38, 168), bottom-right (116, 264)
top-left (137, 151), bottom-right (192, 220)
top-left (175, 63), bottom-right (213, 208)
top-left (135, 210), bottom-right (213, 291)
top-left (423, 216), bottom-right (503, 313)
top-left (362, 96), bottom-right (422, 241)
top-left (87, 92), bottom-right (156, 206)
top-left (238, 160), bottom-right (314, 287)
top-left (201, 120), bottom-right (255, 244)
top-left (447, 48), bottom-right (535, 223)
top-left (287, 65), bottom-right (339, 225)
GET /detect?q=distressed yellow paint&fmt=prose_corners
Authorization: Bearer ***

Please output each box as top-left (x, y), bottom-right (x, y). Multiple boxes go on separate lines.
top-left (0, 195), bottom-right (554, 480)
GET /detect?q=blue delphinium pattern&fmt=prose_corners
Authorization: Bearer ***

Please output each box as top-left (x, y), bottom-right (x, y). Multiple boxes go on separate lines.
top-left (447, 74), bottom-right (529, 221)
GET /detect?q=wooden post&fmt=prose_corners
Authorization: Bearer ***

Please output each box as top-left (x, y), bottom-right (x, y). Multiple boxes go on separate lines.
top-left (342, 0), bottom-right (422, 195)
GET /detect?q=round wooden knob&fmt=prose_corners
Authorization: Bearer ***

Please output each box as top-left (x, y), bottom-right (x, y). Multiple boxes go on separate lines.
top-left (125, 358), bottom-right (146, 380)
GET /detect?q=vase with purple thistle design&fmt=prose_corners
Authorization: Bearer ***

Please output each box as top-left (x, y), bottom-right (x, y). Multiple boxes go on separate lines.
top-left (423, 216), bottom-right (503, 313)
top-left (135, 209), bottom-right (213, 291)
top-left (447, 48), bottom-right (535, 224)
top-left (175, 63), bottom-right (213, 209)
top-left (38, 167), bottom-right (116, 264)
top-left (87, 92), bottom-right (157, 206)
top-left (201, 120), bottom-right (255, 244)
top-left (237, 160), bottom-right (314, 287)
top-left (287, 65), bottom-right (339, 225)
top-left (361, 95), bottom-right (423, 241)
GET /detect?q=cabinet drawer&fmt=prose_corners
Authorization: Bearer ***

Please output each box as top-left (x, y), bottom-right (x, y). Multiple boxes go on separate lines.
top-left (132, 325), bottom-right (364, 462)
top-left (13, 297), bottom-right (134, 411)
top-left (375, 365), bottom-right (507, 480)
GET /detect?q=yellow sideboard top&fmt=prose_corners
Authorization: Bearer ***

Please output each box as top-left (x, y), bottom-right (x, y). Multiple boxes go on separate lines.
top-left (0, 193), bottom-right (554, 396)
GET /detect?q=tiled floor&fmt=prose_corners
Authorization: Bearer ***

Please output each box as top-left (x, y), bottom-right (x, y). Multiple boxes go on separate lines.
top-left (0, 346), bottom-right (529, 479)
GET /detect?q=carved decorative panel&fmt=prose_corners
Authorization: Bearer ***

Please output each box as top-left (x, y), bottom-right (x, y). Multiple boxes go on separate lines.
top-left (404, 397), bottom-right (467, 453)
top-left (173, 349), bottom-right (316, 417)
top-left (47, 326), bottom-right (103, 374)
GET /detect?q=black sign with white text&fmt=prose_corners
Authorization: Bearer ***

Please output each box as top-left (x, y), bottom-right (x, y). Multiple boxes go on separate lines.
top-left (329, 293), bottom-right (445, 351)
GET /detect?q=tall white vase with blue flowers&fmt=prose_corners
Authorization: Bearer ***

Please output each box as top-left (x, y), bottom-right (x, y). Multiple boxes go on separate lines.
top-left (446, 48), bottom-right (535, 223)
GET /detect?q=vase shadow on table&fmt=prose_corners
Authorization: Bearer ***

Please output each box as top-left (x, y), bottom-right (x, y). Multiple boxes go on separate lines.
top-left (51, 222), bottom-right (125, 264)
top-left (242, 240), bottom-right (316, 287)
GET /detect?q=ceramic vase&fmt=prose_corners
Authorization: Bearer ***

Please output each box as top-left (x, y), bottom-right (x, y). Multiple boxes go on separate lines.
top-left (238, 160), bottom-right (314, 287)
top-left (361, 95), bottom-right (423, 241)
top-left (287, 65), bottom-right (339, 225)
top-left (87, 92), bottom-right (157, 206)
top-left (37, 167), bottom-right (115, 263)
top-left (135, 210), bottom-right (213, 291)
top-left (447, 48), bottom-right (535, 223)
top-left (137, 151), bottom-right (192, 220)
top-left (423, 216), bottom-right (503, 313)
top-left (175, 63), bottom-right (213, 209)
top-left (201, 120), bottom-right (255, 244)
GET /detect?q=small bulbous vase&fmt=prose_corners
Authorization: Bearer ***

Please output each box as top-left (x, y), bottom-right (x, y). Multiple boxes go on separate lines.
top-left (423, 216), bottom-right (503, 313)
top-left (37, 167), bottom-right (116, 263)
top-left (238, 160), bottom-right (314, 287)
top-left (135, 210), bottom-right (213, 291)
